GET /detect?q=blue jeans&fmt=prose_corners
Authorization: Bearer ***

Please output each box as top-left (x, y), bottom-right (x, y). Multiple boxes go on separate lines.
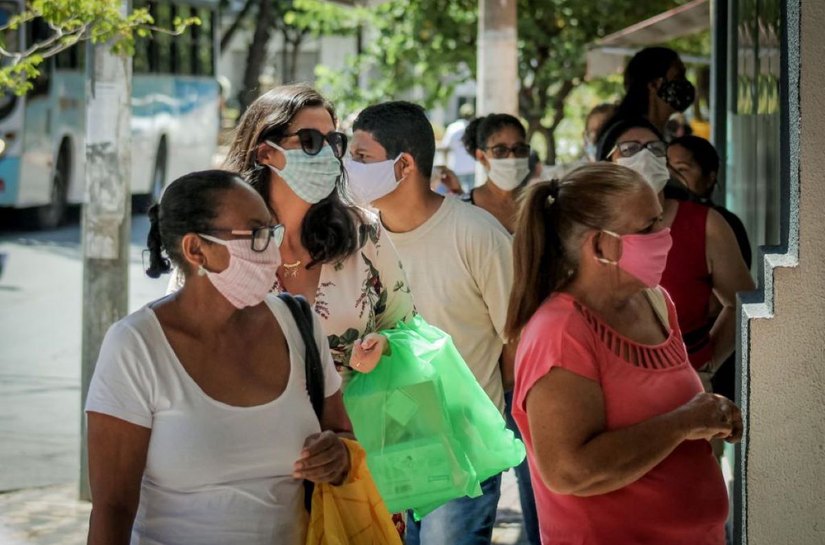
top-left (504, 390), bottom-right (542, 545)
top-left (405, 474), bottom-right (502, 545)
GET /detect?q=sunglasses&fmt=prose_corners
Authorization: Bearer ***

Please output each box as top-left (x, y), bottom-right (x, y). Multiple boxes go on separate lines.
top-left (200, 224), bottom-right (285, 253)
top-left (484, 143), bottom-right (531, 159)
top-left (279, 128), bottom-right (348, 159)
top-left (610, 140), bottom-right (667, 158)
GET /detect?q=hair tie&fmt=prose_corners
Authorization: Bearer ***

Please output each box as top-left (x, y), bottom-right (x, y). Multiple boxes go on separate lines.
top-left (546, 179), bottom-right (561, 207)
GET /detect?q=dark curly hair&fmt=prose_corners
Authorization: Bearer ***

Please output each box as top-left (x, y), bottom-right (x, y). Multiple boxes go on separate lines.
top-left (462, 113), bottom-right (526, 156)
top-left (223, 84), bottom-right (365, 268)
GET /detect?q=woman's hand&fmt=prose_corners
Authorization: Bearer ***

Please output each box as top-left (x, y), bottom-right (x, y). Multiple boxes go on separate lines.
top-left (677, 392), bottom-right (743, 443)
top-left (350, 333), bottom-right (387, 373)
top-left (293, 430), bottom-right (350, 485)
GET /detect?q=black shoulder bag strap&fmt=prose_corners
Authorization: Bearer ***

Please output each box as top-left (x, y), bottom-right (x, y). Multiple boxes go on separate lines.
top-left (277, 293), bottom-right (325, 421)
top-left (277, 293), bottom-right (325, 513)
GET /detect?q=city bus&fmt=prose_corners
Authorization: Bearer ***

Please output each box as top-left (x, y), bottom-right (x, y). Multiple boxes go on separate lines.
top-left (0, 0), bottom-right (221, 229)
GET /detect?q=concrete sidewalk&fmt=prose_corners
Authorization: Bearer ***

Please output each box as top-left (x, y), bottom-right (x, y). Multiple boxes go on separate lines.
top-left (0, 469), bottom-right (529, 545)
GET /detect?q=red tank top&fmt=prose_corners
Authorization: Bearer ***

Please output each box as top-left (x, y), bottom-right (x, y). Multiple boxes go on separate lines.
top-left (661, 201), bottom-right (713, 369)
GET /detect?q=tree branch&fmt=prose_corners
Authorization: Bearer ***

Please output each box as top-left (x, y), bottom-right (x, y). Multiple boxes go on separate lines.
top-left (220, 0), bottom-right (255, 52)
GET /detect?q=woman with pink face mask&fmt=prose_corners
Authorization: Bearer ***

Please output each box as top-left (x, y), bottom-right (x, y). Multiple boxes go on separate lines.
top-left (85, 171), bottom-right (352, 545)
top-left (600, 119), bottom-right (755, 390)
top-left (504, 163), bottom-right (742, 544)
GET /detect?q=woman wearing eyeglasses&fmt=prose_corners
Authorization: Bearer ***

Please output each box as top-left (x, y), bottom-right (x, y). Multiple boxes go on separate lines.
top-left (598, 119), bottom-right (755, 391)
top-left (457, 112), bottom-right (541, 545)
top-left (460, 114), bottom-right (533, 234)
top-left (223, 84), bottom-right (414, 380)
top-left (85, 170), bottom-right (352, 545)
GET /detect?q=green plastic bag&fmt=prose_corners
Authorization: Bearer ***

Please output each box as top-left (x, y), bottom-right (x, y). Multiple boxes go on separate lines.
top-left (343, 315), bottom-right (525, 518)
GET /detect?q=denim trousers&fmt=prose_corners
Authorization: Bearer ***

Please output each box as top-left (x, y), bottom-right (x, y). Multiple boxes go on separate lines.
top-left (405, 473), bottom-right (502, 545)
top-left (504, 390), bottom-right (542, 545)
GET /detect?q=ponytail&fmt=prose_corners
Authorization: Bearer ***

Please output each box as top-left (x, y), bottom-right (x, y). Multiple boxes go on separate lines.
top-left (505, 180), bottom-right (565, 340)
top-left (145, 203), bottom-right (171, 278)
top-left (505, 163), bottom-right (648, 340)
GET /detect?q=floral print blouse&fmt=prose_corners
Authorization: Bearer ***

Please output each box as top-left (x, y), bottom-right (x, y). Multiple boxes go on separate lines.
top-left (272, 219), bottom-right (415, 370)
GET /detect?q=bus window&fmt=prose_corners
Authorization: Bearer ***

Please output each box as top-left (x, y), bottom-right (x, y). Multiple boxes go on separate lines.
top-left (26, 18), bottom-right (52, 96)
top-left (195, 8), bottom-right (214, 76)
top-left (155, 2), bottom-right (173, 73)
top-left (173, 4), bottom-right (193, 75)
top-left (132, 0), bottom-right (150, 73)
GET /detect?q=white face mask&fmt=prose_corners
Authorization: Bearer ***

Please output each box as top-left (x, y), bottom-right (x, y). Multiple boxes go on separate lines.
top-left (486, 157), bottom-right (530, 191)
top-left (343, 155), bottom-right (402, 206)
top-left (616, 149), bottom-right (670, 193)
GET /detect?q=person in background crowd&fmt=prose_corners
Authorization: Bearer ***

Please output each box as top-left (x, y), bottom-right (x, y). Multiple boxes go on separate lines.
top-left (668, 135), bottom-right (753, 401)
top-left (506, 164), bottom-right (742, 544)
top-left (602, 46), bottom-right (696, 140)
top-left (86, 171), bottom-right (351, 545)
top-left (584, 103), bottom-right (617, 162)
top-left (222, 84), bottom-right (414, 376)
top-left (461, 113), bottom-right (532, 233)
top-left (544, 102), bottom-right (617, 181)
top-left (667, 135), bottom-right (752, 268)
top-left (452, 113), bottom-right (541, 545)
top-left (599, 119), bottom-right (755, 391)
top-left (345, 101), bottom-right (515, 545)
top-left (439, 103), bottom-right (477, 193)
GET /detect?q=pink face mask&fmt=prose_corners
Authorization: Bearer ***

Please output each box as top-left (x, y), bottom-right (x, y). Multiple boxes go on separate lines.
top-left (198, 234), bottom-right (281, 308)
top-left (596, 228), bottom-right (673, 288)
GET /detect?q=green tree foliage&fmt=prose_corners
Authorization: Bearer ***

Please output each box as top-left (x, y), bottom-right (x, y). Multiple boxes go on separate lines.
top-left (315, 0), bottom-right (687, 162)
top-left (0, 0), bottom-right (197, 95)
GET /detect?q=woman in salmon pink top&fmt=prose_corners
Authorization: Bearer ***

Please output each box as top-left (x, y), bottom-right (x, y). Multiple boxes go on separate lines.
top-left (505, 163), bottom-right (743, 545)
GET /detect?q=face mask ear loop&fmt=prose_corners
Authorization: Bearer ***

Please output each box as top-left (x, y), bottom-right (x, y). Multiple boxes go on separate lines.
top-left (595, 230), bottom-right (622, 265)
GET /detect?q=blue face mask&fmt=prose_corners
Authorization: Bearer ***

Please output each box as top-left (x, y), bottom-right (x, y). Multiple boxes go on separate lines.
top-left (266, 141), bottom-right (342, 204)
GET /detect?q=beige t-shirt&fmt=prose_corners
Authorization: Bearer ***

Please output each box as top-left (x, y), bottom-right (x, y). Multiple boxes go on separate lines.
top-left (385, 196), bottom-right (513, 413)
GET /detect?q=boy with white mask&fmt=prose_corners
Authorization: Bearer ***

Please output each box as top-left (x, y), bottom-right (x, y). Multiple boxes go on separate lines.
top-left (344, 101), bottom-right (515, 545)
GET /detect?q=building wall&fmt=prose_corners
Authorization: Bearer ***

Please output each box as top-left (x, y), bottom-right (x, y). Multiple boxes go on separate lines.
top-left (741, 1), bottom-right (825, 543)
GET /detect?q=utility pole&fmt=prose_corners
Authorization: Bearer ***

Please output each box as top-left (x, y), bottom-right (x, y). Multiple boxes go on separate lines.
top-left (477, 0), bottom-right (518, 115)
top-left (79, 0), bottom-right (132, 501)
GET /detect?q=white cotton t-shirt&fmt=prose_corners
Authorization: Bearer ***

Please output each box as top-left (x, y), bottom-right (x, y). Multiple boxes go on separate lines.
top-left (385, 196), bottom-right (513, 413)
top-left (85, 295), bottom-right (342, 545)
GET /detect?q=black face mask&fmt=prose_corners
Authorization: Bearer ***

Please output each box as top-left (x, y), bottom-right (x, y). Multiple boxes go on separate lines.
top-left (657, 78), bottom-right (696, 112)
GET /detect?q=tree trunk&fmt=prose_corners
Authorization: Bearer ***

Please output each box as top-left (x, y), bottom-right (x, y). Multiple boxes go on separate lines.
top-left (220, 0), bottom-right (255, 53)
top-left (238, 0), bottom-right (273, 114)
top-left (541, 78), bottom-right (576, 165)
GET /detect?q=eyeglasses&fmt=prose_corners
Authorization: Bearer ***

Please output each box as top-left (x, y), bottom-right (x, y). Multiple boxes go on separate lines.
top-left (610, 140), bottom-right (667, 159)
top-left (200, 224), bottom-right (285, 252)
top-left (280, 128), bottom-right (348, 159)
top-left (483, 143), bottom-right (531, 159)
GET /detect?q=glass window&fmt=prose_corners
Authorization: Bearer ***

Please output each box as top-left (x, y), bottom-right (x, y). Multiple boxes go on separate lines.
top-left (195, 8), bottom-right (214, 76)
top-left (155, 2), bottom-right (173, 73)
top-left (174, 5), bottom-right (193, 75)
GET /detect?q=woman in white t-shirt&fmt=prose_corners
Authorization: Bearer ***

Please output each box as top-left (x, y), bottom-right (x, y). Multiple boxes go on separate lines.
top-left (85, 170), bottom-right (354, 545)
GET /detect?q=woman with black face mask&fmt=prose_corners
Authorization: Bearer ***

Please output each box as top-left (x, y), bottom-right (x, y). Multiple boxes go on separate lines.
top-left (597, 47), bottom-right (696, 144)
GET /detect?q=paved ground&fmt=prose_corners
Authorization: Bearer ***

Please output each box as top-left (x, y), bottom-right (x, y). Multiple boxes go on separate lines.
top-left (0, 213), bottom-right (531, 544)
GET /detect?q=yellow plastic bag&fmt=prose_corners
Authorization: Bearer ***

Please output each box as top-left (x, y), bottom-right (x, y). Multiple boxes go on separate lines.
top-left (305, 438), bottom-right (403, 545)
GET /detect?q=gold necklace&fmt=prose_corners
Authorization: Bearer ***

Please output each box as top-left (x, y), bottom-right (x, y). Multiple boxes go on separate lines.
top-left (281, 260), bottom-right (302, 278)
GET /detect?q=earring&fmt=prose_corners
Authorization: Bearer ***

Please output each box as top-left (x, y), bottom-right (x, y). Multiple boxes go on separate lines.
top-left (198, 265), bottom-right (207, 277)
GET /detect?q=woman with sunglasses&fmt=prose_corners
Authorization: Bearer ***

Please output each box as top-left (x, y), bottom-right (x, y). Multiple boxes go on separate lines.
top-left (598, 119), bottom-right (755, 392)
top-left (460, 113), bottom-right (533, 233)
top-left (459, 112), bottom-right (541, 545)
top-left (223, 84), bottom-right (414, 383)
top-left (85, 170), bottom-right (352, 545)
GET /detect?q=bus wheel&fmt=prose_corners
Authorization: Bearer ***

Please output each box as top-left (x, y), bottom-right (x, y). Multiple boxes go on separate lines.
top-left (35, 149), bottom-right (69, 230)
